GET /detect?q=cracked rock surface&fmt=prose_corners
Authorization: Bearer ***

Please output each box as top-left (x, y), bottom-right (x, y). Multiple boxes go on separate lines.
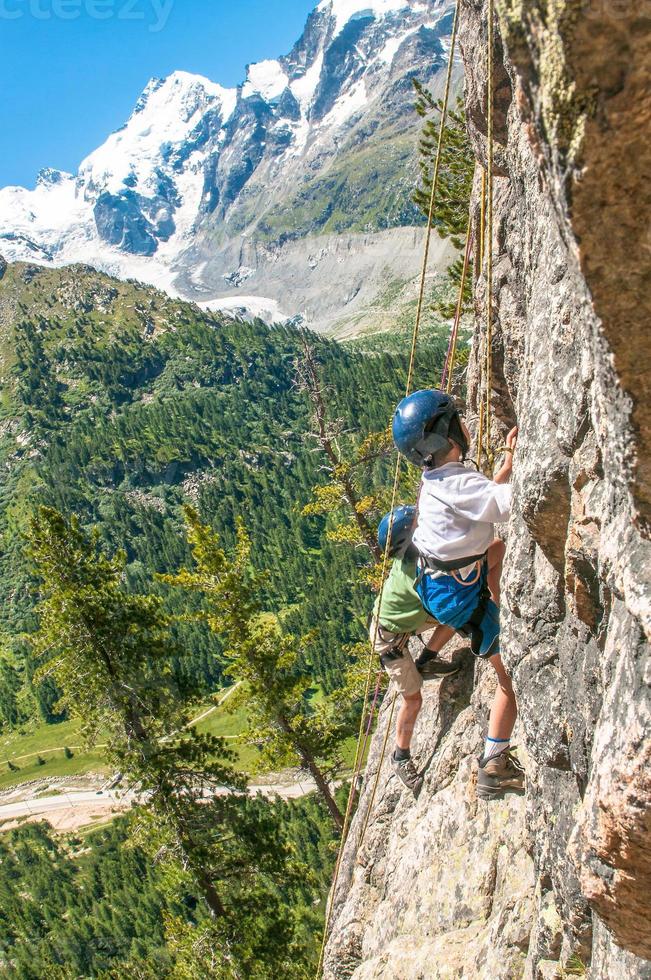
top-left (324, 2), bottom-right (650, 976)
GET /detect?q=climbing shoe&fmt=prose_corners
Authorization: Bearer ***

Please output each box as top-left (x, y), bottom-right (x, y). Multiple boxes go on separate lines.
top-left (476, 748), bottom-right (525, 801)
top-left (416, 656), bottom-right (462, 681)
top-left (391, 752), bottom-right (423, 793)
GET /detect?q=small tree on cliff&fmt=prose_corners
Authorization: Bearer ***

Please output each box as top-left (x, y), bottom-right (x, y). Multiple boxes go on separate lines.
top-left (295, 337), bottom-right (394, 565)
top-left (28, 506), bottom-right (308, 977)
top-left (413, 87), bottom-right (474, 246)
top-left (413, 85), bottom-right (475, 321)
top-left (164, 507), bottom-right (346, 831)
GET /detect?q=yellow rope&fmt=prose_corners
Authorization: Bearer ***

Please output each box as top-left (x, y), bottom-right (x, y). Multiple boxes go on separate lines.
top-left (314, 461), bottom-right (400, 977)
top-left (355, 4), bottom-right (497, 875)
top-left (320, 10), bottom-right (496, 967)
top-left (406, 0), bottom-right (461, 395)
top-left (315, 5), bottom-right (461, 974)
top-left (479, 169), bottom-right (486, 269)
top-left (356, 691), bottom-right (397, 848)
top-left (476, 399), bottom-right (485, 470)
top-left (475, 167), bottom-right (486, 468)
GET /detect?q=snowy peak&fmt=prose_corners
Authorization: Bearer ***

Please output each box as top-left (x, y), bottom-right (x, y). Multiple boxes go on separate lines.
top-left (241, 61), bottom-right (289, 103)
top-left (317, 0), bottom-right (412, 36)
top-left (36, 167), bottom-right (71, 188)
top-left (131, 70), bottom-right (236, 121)
top-left (240, 2), bottom-right (412, 103)
top-left (79, 71), bottom-right (236, 195)
top-left (132, 76), bottom-right (167, 115)
top-left (0, 0), bottom-right (456, 306)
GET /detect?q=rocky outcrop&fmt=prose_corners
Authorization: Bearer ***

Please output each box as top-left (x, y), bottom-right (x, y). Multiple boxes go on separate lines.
top-left (324, 645), bottom-right (536, 978)
top-left (324, 1), bottom-right (651, 977)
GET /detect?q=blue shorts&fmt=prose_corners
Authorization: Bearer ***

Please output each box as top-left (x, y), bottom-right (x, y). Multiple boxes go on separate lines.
top-left (415, 564), bottom-right (500, 658)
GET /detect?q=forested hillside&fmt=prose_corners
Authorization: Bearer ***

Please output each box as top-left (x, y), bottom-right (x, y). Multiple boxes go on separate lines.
top-left (0, 796), bottom-right (337, 977)
top-left (0, 260), bottom-right (449, 730)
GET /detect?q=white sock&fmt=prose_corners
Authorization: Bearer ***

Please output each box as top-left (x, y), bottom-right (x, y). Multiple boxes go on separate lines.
top-left (483, 736), bottom-right (509, 761)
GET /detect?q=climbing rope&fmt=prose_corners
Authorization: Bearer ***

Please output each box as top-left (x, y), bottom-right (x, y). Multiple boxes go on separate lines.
top-left (406, 0), bottom-right (462, 396)
top-left (480, 1), bottom-right (495, 471)
top-left (315, 4), bottom-right (461, 974)
top-left (355, 690), bottom-right (397, 848)
top-left (441, 222), bottom-right (473, 392)
top-left (479, 168), bottom-right (486, 270)
top-left (356, 5), bottom-right (497, 869)
top-left (355, 671), bottom-right (383, 784)
top-left (476, 397), bottom-right (485, 469)
top-left (476, 167), bottom-right (487, 470)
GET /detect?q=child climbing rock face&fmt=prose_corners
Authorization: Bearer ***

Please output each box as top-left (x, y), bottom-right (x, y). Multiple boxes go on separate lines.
top-left (371, 505), bottom-right (458, 793)
top-left (392, 389), bottom-right (524, 801)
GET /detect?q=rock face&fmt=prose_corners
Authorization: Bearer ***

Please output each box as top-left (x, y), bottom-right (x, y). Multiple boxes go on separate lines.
top-left (324, 645), bottom-right (536, 979)
top-left (324, 1), bottom-right (651, 976)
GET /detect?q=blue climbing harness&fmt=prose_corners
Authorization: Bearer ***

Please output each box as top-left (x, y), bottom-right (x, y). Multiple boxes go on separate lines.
top-left (415, 557), bottom-right (500, 658)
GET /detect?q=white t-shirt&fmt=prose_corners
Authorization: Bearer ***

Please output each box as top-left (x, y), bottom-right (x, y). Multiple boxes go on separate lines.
top-left (413, 462), bottom-right (511, 575)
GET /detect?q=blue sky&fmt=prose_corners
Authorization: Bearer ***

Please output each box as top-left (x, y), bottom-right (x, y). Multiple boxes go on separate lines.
top-left (0, 0), bottom-right (317, 188)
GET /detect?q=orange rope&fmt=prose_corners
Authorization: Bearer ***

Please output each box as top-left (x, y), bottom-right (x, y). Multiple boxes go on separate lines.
top-left (484, 0), bottom-right (495, 469)
top-left (444, 222), bottom-right (473, 393)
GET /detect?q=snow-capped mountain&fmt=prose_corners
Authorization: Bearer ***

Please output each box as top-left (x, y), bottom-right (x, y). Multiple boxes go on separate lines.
top-left (0, 0), bottom-right (457, 332)
top-left (2, 72), bottom-right (234, 269)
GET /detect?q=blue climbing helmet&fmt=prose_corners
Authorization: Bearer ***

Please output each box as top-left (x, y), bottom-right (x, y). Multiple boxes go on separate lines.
top-left (392, 389), bottom-right (468, 467)
top-left (378, 505), bottom-right (416, 559)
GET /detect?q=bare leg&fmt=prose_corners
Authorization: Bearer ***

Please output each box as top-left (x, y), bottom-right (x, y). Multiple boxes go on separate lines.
top-left (423, 623), bottom-right (456, 653)
top-left (487, 538), bottom-right (506, 606)
top-left (486, 654), bottom-right (517, 741)
top-left (395, 691), bottom-right (422, 751)
top-left (476, 654), bottom-right (523, 797)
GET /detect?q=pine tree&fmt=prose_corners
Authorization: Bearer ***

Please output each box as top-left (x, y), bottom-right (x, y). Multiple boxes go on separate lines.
top-left (0, 656), bottom-right (23, 728)
top-left (295, 337), bottom-right (391, 563)
top-left (412, 86), bottom-right (474, 246)
top-left (165, 507), bottom-right (346, 830)
top-left (412, 85), bottom-right (475, 325)
top-left (28, 506), bottom-right (309, 977)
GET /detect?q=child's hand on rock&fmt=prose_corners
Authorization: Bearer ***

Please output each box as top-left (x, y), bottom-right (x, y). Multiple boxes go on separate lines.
top-left (505, 426), bottom-right (518, 454)
top-left (494, 427), bottom-right (517, 483)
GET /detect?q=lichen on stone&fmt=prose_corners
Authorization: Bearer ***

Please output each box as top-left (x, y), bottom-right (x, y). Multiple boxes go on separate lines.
top-left (496, 0), bottom-right (597, 165)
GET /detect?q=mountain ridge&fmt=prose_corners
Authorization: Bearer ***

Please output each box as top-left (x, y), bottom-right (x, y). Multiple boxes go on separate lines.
top-left (0, 0), bottom-right (457, 333)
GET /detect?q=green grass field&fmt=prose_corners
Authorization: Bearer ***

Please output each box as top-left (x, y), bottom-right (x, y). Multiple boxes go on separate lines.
top-left (193, 695), bottom-right (262, 772)
top-left (0, 686), bottom-right (360, 792)
top-left (0, 716), bottom-right (106, 791)
top-left (0, 693), bottom-right (248, 791)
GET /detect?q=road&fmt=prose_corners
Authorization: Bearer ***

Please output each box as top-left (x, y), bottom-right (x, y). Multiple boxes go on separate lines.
top-left (0, 682), bottom-right (332, 831)
top-left (0, 773), bottom-right (330, 830)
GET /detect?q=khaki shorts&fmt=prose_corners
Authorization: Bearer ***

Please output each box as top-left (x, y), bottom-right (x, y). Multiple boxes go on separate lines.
top-left (369, 615), bottom-right (438, 697)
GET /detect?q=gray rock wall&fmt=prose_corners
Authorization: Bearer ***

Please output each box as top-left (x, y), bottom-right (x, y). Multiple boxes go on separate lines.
top-left (324, 2), bottom-right (650, 976)
top-left (323, 645), bottom-right (537, 979)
